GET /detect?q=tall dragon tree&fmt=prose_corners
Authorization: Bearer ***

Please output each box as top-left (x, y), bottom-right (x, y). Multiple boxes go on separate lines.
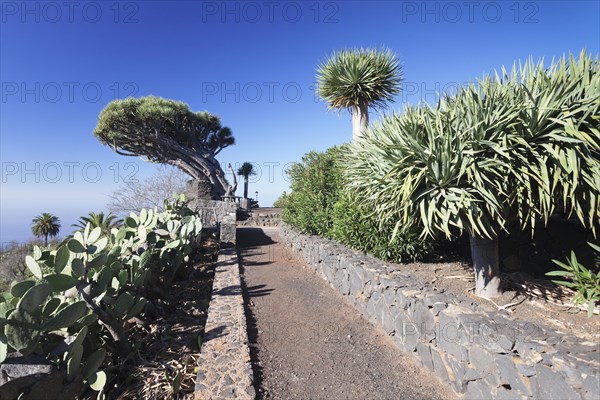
top-left (345, 51), bottom-right (600, 298)
top-left (93, 96), bottom-right (235, 198)
top-left (316, 48), bottom-right (403, 141)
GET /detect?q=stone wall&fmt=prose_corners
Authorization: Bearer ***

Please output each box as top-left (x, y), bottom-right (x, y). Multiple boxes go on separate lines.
top-left (280, 224), bottom-right (600, 399)
top-left (236, 208), bottom-right (281, 227)
top-left (186, 198), bottom-right (237, 245)
top-left (194, 248), bottom-right (255, 399)
top-left (194, 202), bottom-right (254, 398)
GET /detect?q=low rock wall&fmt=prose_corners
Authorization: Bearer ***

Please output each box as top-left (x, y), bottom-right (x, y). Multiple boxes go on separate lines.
top-left (280, 224), bottom-right (600, 399)
top-left (236, 211), bottom-right (280, 227)
top-left (194, 247), bottom-right (255, 399)
top-left (187, 199), bottom-right (237, 245)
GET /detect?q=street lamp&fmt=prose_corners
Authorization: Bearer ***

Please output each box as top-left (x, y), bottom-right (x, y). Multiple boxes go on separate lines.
top-left (255, 191), bottom-right (259, 201)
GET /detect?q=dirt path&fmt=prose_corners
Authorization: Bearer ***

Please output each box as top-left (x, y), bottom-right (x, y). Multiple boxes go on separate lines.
top-left (238, 227), bottom-right (457, 400)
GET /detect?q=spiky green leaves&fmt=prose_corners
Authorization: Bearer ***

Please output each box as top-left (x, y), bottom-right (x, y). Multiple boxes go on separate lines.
top-left (316, 48), bottom-right (402, 111)
top-left (345, 50), bottom-right (600, 240)
top-left (237, 162), bottom-right (256, 178)
top-left (93, 96), bottom-right (233, 158)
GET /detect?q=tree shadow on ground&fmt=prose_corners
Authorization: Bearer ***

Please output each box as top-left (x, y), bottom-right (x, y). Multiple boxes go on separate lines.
top-left (236, 227), bottom-right (278, 399)
top-left (215, 284), bottom-right (273, 298)
top-left (237, 227), bottom-right (276, 249)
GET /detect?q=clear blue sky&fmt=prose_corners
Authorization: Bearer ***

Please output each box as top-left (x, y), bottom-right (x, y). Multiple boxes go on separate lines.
top-left (1, 0), bottom-right (599, 244)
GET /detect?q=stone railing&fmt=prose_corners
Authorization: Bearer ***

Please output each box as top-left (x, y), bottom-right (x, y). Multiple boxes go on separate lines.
top-left (186, 199), bottom-right (237, 245)
top-left (280, 224), bottom-right (600, 399)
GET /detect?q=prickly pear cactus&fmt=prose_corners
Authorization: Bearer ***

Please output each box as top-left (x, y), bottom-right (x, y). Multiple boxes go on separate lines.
top-left (1, 195), bottom-right (204, 399)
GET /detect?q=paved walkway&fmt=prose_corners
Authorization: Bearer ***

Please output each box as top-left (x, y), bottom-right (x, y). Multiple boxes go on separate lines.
top-left (238, 227), bottom-right (456, 400)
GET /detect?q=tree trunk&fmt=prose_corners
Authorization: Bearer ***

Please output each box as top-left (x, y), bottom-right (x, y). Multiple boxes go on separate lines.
top-left (243, 178), bottom-right (249, 198)
top-left (225, 163), bottom-right (237, 197)
top-left (351, 100), bottom-right (369, 141)
top-left (469, 233), bottom-right (502, 298)
top-left (44, 234), bottom-right (48, 247)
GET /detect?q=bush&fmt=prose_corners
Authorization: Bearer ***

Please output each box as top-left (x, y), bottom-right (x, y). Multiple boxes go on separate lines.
top-left (281, 147), bottom-right (343, 236)
top-left (342, 51), bottom-right (599, 297)
top-left (331, 192), bottom-right (431, 262)
top-left (0, 195), bottom-right (205, 398)
top-left (273, 192), bottom-right (288, 208)
top-left (282, 146), bottom-right (431, 262)
top-left (547, 242), bottom-right (600, 317)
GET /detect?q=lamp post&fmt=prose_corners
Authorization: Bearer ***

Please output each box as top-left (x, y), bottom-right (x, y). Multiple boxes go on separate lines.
top-left (255, 191), bottom-right (259, 201)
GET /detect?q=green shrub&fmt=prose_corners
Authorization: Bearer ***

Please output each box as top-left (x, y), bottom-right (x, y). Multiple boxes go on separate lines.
top-left (331, 192), bottom-right (431, 262)
top-left (273, 192), bottom-right (288, 208)
top-left (547, 242), bottom-right (600, 317)
top-left (282, 146), bottom-right (432, 262)
top-left (281, 147), bottom-right (343, 236)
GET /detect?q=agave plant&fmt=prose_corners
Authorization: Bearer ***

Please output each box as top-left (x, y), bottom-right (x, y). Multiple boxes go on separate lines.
top-left (316, 47), bottom-right (403, 140)
top-left (345, 50), bottom-right (600, 298)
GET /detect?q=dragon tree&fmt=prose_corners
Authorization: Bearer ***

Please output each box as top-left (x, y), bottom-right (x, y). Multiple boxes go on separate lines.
top-left (93, 96), bottom-right (235, 198)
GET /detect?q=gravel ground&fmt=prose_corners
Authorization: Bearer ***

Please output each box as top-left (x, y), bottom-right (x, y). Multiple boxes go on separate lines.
top-left (238, 227), bottom-right (458, 400)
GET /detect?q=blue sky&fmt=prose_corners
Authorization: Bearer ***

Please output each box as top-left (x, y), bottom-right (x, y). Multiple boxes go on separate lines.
top-left (1, 0), bottom-right (599, 244)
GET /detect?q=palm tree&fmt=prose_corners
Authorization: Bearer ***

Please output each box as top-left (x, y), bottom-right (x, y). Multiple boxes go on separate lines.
top-left (237, 162), bottom-right (256, 199)
top-left (316, 48), bottom-right (403, 141)
top-left (31, 213), bottom-right (61, 246)
top-left (72, 212), bottom-right (121, 235)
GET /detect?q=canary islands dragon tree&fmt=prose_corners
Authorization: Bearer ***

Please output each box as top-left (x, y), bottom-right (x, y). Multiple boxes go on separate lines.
top-left (316, 48), bottom-right (403, 141)
top-left (93, 96), bottom-right (235, 198)
top-left (345, 51), bottom-right (600, 298)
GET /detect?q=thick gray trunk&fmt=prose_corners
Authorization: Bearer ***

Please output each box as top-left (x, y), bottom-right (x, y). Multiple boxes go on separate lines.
top-left (469, 233), bottom-right (502, 298)
top-left (243, 179), bottom-right (249, 199)
top-left (351, 100), bottom-right (369, 141)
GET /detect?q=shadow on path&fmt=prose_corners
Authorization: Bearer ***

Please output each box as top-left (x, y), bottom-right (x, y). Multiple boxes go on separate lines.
top-left (237, 226), bottom-right (456, 400)
top-left (237, 227), bottom-right (277, 396)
